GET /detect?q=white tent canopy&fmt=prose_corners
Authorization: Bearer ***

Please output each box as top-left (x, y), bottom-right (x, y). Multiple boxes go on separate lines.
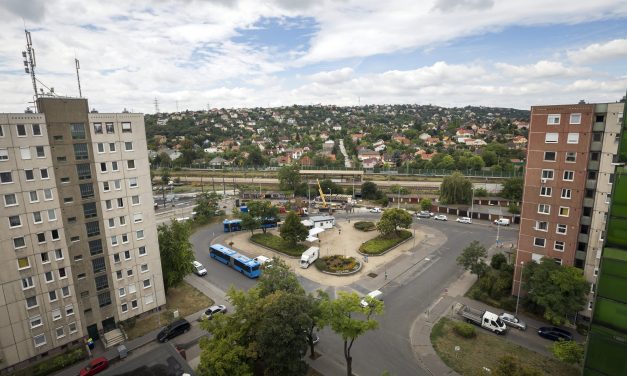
top-left (309, 227), bottom-right (325, 236)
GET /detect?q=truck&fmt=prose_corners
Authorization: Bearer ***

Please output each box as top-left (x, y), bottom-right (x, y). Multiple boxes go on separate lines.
top-left (458, 304), bottom-right (507, 334)
top-left (300, 247), bottom-right (320, 268)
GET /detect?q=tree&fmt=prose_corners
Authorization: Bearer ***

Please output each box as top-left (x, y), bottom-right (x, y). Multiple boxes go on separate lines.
top-left (194, 192), bottom-right (220, 221)
top-left (474, 187), bottom-right (488, 197)
top-left (439, 172), bottom-right (472, 205)
top-left (523, 258), bottom-right (589, 325)
top-left (481, 150), bottom-right (498, 167)
top-left (319, 179), bottom-right (344, 195)
top-left (490, 253), bottom-right (508, 270)
top-left (419, 198), bottom-right (432, 211)
top-left (501, 177), bottom-right (524, 201)
top-left (160, 168), bottom-right (171, 207)
top-left (494, 355), bottom-right (542, 376)
top-left (361, 181), bottom-right (380, 200)
top-left (304, 291), bottom-right (330, 358)
top-left (240, 213), bottom-right (260, 234)
top-left (158, 220), bottom-right (195, 290)
top-left (246, 147), bottom-right (265, 167)
top-left (280, 211), bottom-right (308, 245)
top-left (328, 291), bottom-right (384, 376)
top-left (376, 208), bottom-right (413, 237)
top-left (551, 340), bottom-right (584, 364)
top-left (257, 258), bottom-right (304, 297)
top-left (246, 200), bottom-right (279, 233)
top-left (278, 164), bottom-right (302, 191)
top-left (456, 240), bottom-right (489, 277)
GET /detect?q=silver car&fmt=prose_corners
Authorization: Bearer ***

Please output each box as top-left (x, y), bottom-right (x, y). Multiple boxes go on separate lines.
top-left (200, 305), bottom-right (228, 320)
top-left (499, 313), bottom-right (527, 330)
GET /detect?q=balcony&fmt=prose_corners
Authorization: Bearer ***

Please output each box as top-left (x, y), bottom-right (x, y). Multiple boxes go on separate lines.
top-left (588, 160), bottom-right (600, 171)
top-left (586, 180), bottom-right (597, 190)
top-left (590, 141), bottom-right (603, 151)
top-left (584, 197), bottom-right (595, 207)
top-left (581, 216), bottom-right (592, 226)
top-left (578, 233), bottom-right (590, 243)
top-left (593, 122), bottom-right (606, 132)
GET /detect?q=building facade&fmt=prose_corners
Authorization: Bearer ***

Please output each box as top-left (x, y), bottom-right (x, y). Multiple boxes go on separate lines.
top-left (514, 102), bottom-right (624, 319)
top-left (0, 97), bottom-right (165, 369)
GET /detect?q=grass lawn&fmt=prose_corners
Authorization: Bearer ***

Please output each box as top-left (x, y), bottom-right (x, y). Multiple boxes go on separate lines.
top-left (250, 233), bottom-right (307, 256)
top-left (359, 229), bottom-right (411, 255)
top-left (431, 317), bottom-right (580, 376)
top-left (122, 281), bottom-right (213, 340)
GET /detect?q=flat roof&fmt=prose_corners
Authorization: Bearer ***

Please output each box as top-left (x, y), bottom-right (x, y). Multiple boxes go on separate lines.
top-left (309, 215), bottom-right (335, 222)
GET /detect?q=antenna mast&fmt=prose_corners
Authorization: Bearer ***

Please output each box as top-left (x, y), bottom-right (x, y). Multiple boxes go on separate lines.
top-left (75, 58), bottom-right (82, 97)
top-left (22, 29), bottom-right (38, 108)
top-left (154, 98), bottom-right (160, 115)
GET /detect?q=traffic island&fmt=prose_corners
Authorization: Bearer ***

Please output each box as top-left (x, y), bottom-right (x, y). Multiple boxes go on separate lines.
top-left (353, 221), bottom-right (376, 231)
top-left (314, 255), bottom-right (361, 275)
top-left (359, 229), bottom-right (412, 255)
top-left (250, 233), bottom-right (307, 257)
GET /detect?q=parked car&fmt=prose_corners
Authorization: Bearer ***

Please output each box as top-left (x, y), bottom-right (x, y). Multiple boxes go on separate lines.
top-left (433, 214), bottom-right (448, 221)
top-left (369, 207), bottom-right (382, 213)
top-left (157, 319), bottom-right (191, 342)
top-left (499, 313), bottom-right (527, 330)
top-left (494, 218), bottom-right (511, 226)
top-left (416, 211), bottom-right (432, 218)
top-left (537, 326), bottom-right (573, 341)
top-left (192, 260), bottom-right (207, 276)
top-left (456, 217), bottom-right (472, 224)
top-left (80, 357), bottom-right (109, 376)
top-left (200, 304), bottom-right (228, 320)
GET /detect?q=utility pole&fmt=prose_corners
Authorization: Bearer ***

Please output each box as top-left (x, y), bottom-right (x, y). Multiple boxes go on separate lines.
top-left (75, 58), bottom-right (82, 97)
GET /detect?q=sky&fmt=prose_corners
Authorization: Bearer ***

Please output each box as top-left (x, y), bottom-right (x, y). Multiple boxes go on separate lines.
top-left (1, 0), bottom-right (627, 113)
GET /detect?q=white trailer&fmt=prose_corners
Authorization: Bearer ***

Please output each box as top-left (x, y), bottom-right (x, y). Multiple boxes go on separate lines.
top-left (300, 247), bottom-right (320, 268)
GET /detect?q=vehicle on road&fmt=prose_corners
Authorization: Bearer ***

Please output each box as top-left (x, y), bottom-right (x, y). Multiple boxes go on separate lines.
top-left (458, 304), bottom-right (507, 334)
top-left (499, 313), bottom-right (527, 330)
top-left (201, 305), bottom-right (228, 320)
top-left (223, 219), bottom-right (243, 233)
top-left (360, 290), bottom-right (384, 308)
top-left (157, 319), bottom-right (191, 343)
top-left (369, 207), bottom-right (382, 213)
top-left (300, 246), bottom-right (320, 268)
top-left (494, 218), bottom-right (511, 226)
top-left (80, 357), bottom-right (109, 376)
top-left (253, 255), bottom-right (272, 267)
top-left (537, 326), bottom-right (573, 341)
top-left (433, 214), bottom-right (448, 221)
top-left (192, 260), bottom-right (207, 276)
top-left (416, 211), bottom-right (432, 218)
top-left (456, 217), bottom-right (472, 224)
top-left (209, 244), bottom-right (262, 278)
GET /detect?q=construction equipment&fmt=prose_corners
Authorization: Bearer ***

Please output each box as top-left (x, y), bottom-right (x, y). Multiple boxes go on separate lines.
top-left (317, 179), bottom-right (329, 211)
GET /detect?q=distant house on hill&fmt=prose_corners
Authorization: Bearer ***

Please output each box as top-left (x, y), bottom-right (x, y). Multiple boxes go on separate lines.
top-left (209, 157), bottom-right (230, 167)
top-left (361, 157), bottom-right (379, 169)
top-left (357, 148), bottom-right (380, 161)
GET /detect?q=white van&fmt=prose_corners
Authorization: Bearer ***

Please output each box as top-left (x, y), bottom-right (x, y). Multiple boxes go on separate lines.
top-left (192, 260), bottom-right (207, 276)
top-left (360, 290), bottom-right (383, 308)
top-left (494, 218), bottom-right (510, 226)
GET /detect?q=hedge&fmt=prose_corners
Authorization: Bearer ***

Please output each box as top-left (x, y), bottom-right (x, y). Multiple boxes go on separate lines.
top-left (453, 322), bottom-right (476, 338)
top-left (250, 233), bottom-right (307, 257)
top-left (13, 347), bottom-right (87, 376)
top-left (359, 230), bottom-right (412, 255)
top-left (353, 221), bottom-right (376, 231)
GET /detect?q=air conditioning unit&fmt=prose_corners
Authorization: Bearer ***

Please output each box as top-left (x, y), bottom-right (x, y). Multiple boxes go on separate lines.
top-left (541, 178), bottom-right (548, 184)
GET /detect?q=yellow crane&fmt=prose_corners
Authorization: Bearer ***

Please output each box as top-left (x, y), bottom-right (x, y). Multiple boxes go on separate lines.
top-left (317, 179), bottom-right (328, 210)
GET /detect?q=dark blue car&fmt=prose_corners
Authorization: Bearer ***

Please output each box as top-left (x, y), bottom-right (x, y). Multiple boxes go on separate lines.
top-left (537, 326), bottom-right (573, 341)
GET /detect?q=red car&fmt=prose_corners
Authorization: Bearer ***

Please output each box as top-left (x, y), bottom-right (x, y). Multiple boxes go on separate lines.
top-left (80, 357), bottom-right (109, 376)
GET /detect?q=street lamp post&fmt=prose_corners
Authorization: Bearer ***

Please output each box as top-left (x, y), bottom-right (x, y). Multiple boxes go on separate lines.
top-left (515, 261), bottom-right (524, 316)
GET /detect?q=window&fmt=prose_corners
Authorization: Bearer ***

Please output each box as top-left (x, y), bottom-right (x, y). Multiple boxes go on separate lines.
top-left (127, 269), bottom-right (134, 278)
top-left (125, 142), bottom-right (133, 151)
top-left (124, 250), bottom-right (131, 260)
top-left (136, 230), bottom-right (144, 239)
top-left (106, 122), bottom-right (114, 134)
top-left (114, 253), bottom-right (121, 263)
top-left (559, 206), bottom-right (570, 217)
top-left (131, 300), bottom-right (138, 309)
top-left (538, 204), bottom-right (550, 214)
top-left (543, 151), bottom-right (556, 161)
top-left (592, 132), bottom-right (602, 142)
top-left (30, 315), bottom-right (42, 329)
top-left (60, 176), bottom-right (70, 182)
top-left (36, 146), bottom-right (45, 158)
top-left (20, 147), bottom-right (32, 159)
top-left (129, 177), bottom-right (138, 188)
top-left (567, 133), bottom-right (579, 144)
top-left (26, 296), bottom-right (38, 309)
top-left (34, 334), bottom-right (46, 347)
top-left (609, 173), bottom-right (615, 185)
top-left (48, 209), bottom-right (57, 221)
top-left (0, 125), bottom-right (2, 137)
top-left (56, 327), bottom-right (65, 339)
top-left (97, 143), bottom-right (105, 153)
top-left (114, 179), bottom-right (121, 190)
top-left (56, 156), bottom-right (67, 162)
top-left (111, 161), bottom-right (119, 171)
top-left (45, 271), bottom-right (54, 283)
top-left (144, 294), bottom-right (154, 305)
top-left (33, 211), bottom-right (43, 223)
top-left (143, 279), bottom-right (151, 288)
top-left (103, 181), bottom-right (110, 191)
top-left (14, 237), bottom-right (26, 249)
top-left (561, 188), bottom-right (572, 199)
top-left (100, 162), bottom-right (107, 173)
top-left (53, 135), bottom-right (63, 140)
top-left (37, 232), bottom-right (46, 243)
top-left (17, 124), bottom-right (27, 136)
top-left (119, 287), bottom-right (126, 297)
top-left (541, 169), bottom-right (554, 180)
top-left (44, 188), bottom-right (53, 200)
top-left (89, 239), bottom-right (103, 256)
top-left (128, 283), bottom-right (136, 293)
top-left (588, 170), bottom-right (597, 180)
top-left (119, 215), bottom-right (126, 226)
top-left (0, 171), bottom-right (13, 183)
top-left (95, 275), bottom-right (108, 290)
top-left (49, 290), bottom-right (57, 302)
top-left (93, 122), bottom-right (103, 134)
top-left (51, 229), bottom-right (60, 240)
top-left (127, 160), bottom-right (136, 169)
top-left (133, 213), bottom-right (143, 223)
top-left (25, 169), bottom-right (35, 181)
top-left (565, 152), bottom-right (576, 163)
top-left (69, 322), bottom-right (77, 333)
top-left (62, 286), bottom-right (70, 297)
top-left (554, 241), bottom-right (565, 252)
top-left (111, 235), bottom-right (118, 246)
top-left (121, 303), bottom-right (128, 313)
top-left (545, 133), bottom-right (559, 143)
top-left (52, 308), bottom-right (62, 321)
top-left (0, 149), bottom-right (8, 160)
top-left (140, 263), bottom-right (149, 273)
top-left (122, 122), bottom-right (132, 133)
top-left (4, 193), bottom-right (17, 206)
top-left (40, 168), bottom-right (49, 179)
top-left (540, 186), bottom-right (552, 197)
top-left (131, 195), bottom-right (140, 205)
top-left (71, 123), bottom-right (86, 139)
top-left (116, 270), bottom-right (123, 279)
top-left (105, 200), bottom-right (112, 210)
top-left (92, 257), bottom-right (106, 273)
top-left (22, 276), bottom-right (35, 290)
top-left (9, 215), bottom-right (21, 228)
top-left (606, 193), bottom-right (611, 204)
top-left (555, 224), bottom-right (567, 235)
top-left (98, 291), bottom-right (112, 307)
top-left (590, 152), bottom-right (600, 161)
top-left (534, 238), bottom-right (546, 247)
top-left (70, 235), bottom-right (79, 242)
top-left (31, 124), bottom-right (42, 136)
top-left (563, 170), bottom-right (574, 181)
top-left (138, 246), bottom-right (147, 256)
top-left (547, 114), bottom-right (560, 124)
top-left (122, 234), bottom-right (129, 243)
top-left (117, 198), bottom-right (124, 208)
top-left (73, 143), bottom-right (89, 160)
top-left (569, 113), bottom-right (581, 124)
top-left (109, 143), bottom-right (116, 152)
top-left (86, 221), bottom-right (100, 237)
top-left (83, 202), bottom-right (97, 218)
top-left (80, 183), bottom-right (94, 199)
top-left (108, 218), bottom-right (115, 228)
top-left (41, 252), bottom-right (50, 263)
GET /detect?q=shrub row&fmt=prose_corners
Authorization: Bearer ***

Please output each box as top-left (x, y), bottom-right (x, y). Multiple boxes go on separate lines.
top-left (13, 347), bottom-right (87, 376)
top-left (359, 230), bottom-right (412, 255)
top-left (353, 221), bottom-right (376, 231)
top-left (453, 322), bottom-right (476, 338)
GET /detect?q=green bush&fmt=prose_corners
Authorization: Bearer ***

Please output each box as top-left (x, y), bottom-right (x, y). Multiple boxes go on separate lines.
top-left (14, 348), bottom-right (86, 376)
top-left (359, 230), bottom-right (411, 255)
top-left (250, 233), bottom-right (307, 257)
top-left (452, 322), bottom-right (476, 338)
top-left (314, 258), bottom-right (328, 272)
top-left (315, 255), bottom-right (358, 273)
top-left (354, 221), bottom-right (376, 231)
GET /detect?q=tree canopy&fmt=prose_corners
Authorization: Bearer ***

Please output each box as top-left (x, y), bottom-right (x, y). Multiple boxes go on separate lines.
top-left (278, 164), bottom-right (302, 191)
top-left (501, 177), bottom-right (524, 201)
top-left (280, 211), bottom-right (309, 245)
top-left (439, 172), bottom-right (473, 205)
top-left (194, 192), bottom-right (221, 222)
top-left (376, 208), bottom-right (413, 237)
top-left (456, 240), bottom-right (489, 277)
top-left (361, 181), bottom-right (380, 200)
top-left (157, 219), bottom-right (195, 290)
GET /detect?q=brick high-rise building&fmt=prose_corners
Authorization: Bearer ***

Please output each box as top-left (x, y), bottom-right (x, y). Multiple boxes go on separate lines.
top-left (0, 97), bottom-right (165, 369)
top-left (514, 101), bottom-right (624, 319)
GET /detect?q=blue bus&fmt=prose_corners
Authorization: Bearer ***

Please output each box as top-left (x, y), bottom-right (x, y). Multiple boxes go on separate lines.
top-left (223, 219), bottom-right (243, 233)
top-left (209, 244), bottom-right (261, 278)
top-left (260, 217), bottom-right (279, 229)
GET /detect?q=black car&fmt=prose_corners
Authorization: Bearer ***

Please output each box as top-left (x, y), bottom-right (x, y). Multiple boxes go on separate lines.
top-left (157, 319), bottom-right (191, 342)
top-left (537, 326), bottom-right (573, 341)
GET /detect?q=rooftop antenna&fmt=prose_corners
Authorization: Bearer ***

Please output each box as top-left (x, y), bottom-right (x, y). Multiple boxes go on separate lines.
top-left (75, 57), bottom-right (82, 97)
top-left (22, 29), bottom-right (38, 109)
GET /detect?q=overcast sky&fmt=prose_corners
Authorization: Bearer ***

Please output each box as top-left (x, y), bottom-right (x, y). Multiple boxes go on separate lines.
top-left (1, 0), bottom-right (626, 113)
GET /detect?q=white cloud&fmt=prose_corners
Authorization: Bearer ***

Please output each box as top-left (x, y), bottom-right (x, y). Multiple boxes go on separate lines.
top-left (567, 38), bottom-right (627, 65)
top-left (495, 60), bottom-right (589, 80)
top-left (307, 67), bottom-right (354, 84)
